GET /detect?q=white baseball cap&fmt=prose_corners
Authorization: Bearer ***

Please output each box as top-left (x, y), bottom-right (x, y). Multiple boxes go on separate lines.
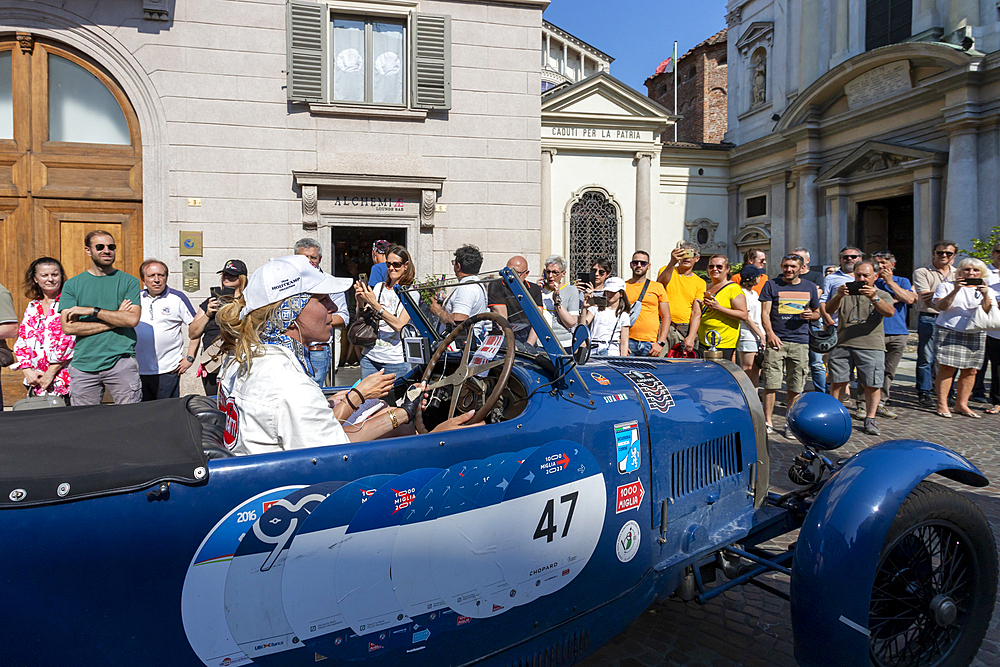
top-left (239, 255), bottom-right (354, 319)
top-left (602, 276), bottom-right (626, 293)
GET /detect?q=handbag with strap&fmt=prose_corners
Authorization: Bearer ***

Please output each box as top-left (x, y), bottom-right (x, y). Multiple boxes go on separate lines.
top-left (0, 340), bottom-right (13, 367)
top-left (628, 280), bottom-right (651, 327)
top-left (346, 285), bottom-right (384, 348)
top-left (966, 303), bottom-right (1000, 332)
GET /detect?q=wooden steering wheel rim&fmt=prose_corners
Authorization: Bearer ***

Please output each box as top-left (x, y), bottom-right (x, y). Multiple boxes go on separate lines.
top-left (419, 311), bottom-right (516, 425)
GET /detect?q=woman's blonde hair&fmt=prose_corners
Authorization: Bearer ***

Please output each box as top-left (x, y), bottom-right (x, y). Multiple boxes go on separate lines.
top-left (216, 297), bottom-right (282, 377)
top-left (956, 257), bottom-right (989, 275)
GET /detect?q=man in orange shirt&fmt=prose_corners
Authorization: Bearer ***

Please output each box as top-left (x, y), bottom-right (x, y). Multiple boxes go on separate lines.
top-left (625, 250), bottom-right (670, 356)
top-left (658, 242), bottom-right (707, 349)
top-left (744, 249), bottom-right (768, 295)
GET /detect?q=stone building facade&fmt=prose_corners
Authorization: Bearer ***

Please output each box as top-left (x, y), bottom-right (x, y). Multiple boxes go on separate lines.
top-left (725, 0), bottom-right (1000, 277)
top-left (0, 0), bottom-right (545, 402)
top-left (644, 29), bottom-right (728, 144)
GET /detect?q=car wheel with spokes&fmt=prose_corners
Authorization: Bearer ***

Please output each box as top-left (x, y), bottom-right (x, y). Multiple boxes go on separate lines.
top-left (869, 480), bottom-right (997, 667)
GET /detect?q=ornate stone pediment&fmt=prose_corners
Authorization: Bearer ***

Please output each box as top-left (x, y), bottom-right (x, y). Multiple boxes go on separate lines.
top-left (735, 22), bottom-right (773, 55)
top-left (815, 141), bottom-right (945, 184)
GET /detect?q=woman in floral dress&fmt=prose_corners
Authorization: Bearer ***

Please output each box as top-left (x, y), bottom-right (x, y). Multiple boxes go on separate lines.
top-left (12, 257), bottom-right (75, 401)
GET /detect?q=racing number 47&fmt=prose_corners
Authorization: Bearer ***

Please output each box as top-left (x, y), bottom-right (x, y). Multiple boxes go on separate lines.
top-left (533, 492), bottom-right (579, 543)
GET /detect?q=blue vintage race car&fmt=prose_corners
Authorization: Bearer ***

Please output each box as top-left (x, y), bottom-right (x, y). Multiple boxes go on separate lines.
top-left (0, 269), bottom-right (995, 667)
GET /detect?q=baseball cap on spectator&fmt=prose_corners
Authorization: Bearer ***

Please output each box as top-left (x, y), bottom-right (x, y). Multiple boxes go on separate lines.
top-left (601, 276), bottom-right (627, 294)
top-left (217, 259), bottom-right (248, 277)
top-left (239, 255), bottom-right (353, 320)
top-left (372, 240), bottom-right (391, 255)
top-left (739, 265), bottom-right (763, 281)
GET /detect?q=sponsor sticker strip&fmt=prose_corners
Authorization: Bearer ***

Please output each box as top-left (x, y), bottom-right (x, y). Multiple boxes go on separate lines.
top-left (623, 370), bottom-right (674, 414)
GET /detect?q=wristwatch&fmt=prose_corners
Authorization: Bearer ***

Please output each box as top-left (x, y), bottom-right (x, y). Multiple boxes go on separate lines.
top-left (186, 355), bottom-right (195, 363)
top-left (92, 306), bottom-right (101, 319)
top-left (657, 340), bottom-right (667, 347)
top-left (872, 296), bottom-right (881, 304)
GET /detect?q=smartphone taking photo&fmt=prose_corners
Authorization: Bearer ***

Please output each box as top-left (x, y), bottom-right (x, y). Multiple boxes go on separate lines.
top-left (847, 281), bottom-right (865, 295)
top-left (965, 278), bottom-right (985, 286)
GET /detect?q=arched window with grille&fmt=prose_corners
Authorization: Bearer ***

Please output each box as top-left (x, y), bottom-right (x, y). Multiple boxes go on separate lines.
top-left (568, 189), bottom-right (619, 277)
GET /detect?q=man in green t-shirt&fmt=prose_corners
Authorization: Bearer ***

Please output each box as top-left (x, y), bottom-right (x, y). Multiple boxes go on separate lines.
top-left (59, 230), bottom-right (142, 406)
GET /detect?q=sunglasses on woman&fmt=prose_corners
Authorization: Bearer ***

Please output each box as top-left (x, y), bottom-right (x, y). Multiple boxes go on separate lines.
top-left (386, 261), bottom-right (407, 269)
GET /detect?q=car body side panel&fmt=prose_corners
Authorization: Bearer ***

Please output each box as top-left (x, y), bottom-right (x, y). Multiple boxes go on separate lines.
top-left (0, 361), bottom-right (658, 667)
top-left (790, 439), bottom-right (988, 667)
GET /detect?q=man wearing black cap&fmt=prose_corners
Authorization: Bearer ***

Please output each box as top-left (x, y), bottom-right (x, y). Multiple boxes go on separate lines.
top-left (189, 258), bottom-right (248, 396)
top-left (369, 240), bottom-right (391, 287)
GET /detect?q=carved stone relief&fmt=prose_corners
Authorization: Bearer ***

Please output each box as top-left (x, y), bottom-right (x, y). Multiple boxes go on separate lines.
top-left (421, 189), bottom-right (436, 229)
top-left (301, 184), bottom-right (318, 229)
top-left (142, 0), bottom-right (170, 21)
top-left (856, 152), bottom-right (905, 174)
top-left (685, 218), bottom-right (726, 252)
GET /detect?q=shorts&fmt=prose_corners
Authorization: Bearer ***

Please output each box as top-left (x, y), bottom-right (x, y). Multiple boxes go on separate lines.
top-left (737, 338), bottom-right (759, 353)
top-left (762, 341), bottom-right (809, 393)
top-left (828, 346), bottom-right (885, 388)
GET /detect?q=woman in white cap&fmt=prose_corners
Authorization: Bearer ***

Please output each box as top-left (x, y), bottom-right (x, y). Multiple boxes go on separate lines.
top-left (577, 276), bottom-right (631, 356)
top-left (216, 255), bottom-right (475, 455)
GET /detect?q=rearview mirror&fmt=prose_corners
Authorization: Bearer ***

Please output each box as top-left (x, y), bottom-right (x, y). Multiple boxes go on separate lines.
top-left (571, 325), bottom-right (591, 365)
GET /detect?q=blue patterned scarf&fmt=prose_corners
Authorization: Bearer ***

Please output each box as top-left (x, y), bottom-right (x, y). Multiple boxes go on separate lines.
top-left (260, 294), bottom-right (312, 374)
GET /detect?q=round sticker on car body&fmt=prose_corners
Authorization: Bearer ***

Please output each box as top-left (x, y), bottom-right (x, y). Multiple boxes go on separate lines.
top-left (616, 520), bottom-right (641, 563)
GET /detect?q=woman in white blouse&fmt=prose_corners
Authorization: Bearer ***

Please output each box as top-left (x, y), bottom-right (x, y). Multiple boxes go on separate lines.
top-left (932, 257), bottom-right (998, 418)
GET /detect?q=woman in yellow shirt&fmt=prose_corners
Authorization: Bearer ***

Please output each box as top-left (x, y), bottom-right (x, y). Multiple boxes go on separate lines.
top-left (683, 255), bottom-right (748, 361)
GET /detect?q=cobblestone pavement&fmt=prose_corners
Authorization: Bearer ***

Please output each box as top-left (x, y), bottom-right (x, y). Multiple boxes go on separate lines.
top-left (581, 355), bottom-right (1000, 667)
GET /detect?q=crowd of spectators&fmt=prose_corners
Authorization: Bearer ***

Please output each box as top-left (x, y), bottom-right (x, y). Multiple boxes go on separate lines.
top-left (3, 234), bottom-right (1000, 439)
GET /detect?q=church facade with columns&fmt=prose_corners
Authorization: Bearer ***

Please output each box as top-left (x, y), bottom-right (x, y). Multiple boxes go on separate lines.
top-left (725, 0), bottom-right (1000, 276)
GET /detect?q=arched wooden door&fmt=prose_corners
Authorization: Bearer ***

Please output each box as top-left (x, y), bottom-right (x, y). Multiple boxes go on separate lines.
top-left (0, 35), bottom-right (142, 404)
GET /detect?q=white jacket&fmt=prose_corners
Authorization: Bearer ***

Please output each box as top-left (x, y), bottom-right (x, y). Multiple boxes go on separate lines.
top-left (218, 345), bottom-right (349, 456)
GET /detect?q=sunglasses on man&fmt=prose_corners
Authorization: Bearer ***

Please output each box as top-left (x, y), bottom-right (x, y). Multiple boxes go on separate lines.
top-left (94, 243), bottom-right (117, 251)
top-left (630, 260), bottom-right (648, 267)
top-left (935, 251), bottom-right (955, 257)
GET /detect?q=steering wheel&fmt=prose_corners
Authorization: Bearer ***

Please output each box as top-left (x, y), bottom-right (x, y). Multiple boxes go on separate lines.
top-left (419, 311), bottom-right (515, 428)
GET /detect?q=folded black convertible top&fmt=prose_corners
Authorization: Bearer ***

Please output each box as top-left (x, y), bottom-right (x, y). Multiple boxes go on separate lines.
top-left (0, 397), bottom-right (207, 508)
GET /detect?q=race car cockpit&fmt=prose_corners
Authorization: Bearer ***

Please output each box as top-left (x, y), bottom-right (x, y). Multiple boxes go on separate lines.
top-left (376, 268), bottom-right (592, 431)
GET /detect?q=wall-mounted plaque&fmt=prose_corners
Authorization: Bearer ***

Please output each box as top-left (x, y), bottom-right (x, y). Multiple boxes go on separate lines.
top-left (182, 259), bottom-right (200, 292)
top-left (180, 231), bottom-right (203, 256)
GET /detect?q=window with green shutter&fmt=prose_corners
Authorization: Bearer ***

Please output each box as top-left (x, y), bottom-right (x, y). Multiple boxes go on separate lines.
top-left (285, 1), bottom-right (450, 112)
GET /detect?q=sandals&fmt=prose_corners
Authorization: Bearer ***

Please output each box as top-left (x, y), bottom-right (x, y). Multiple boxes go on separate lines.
top-left (936, 412), bottom-right (953, 419)
top-left (958, 411), bottom-right (982, 419)
top-left (986, 406), bottom-right (1000, 415)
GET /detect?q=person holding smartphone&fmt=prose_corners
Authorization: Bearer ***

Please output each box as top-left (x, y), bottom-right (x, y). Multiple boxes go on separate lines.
top-left (930, 257), bottom-right (998, 419)
top-left (825, 261), bottom-right (895, 436)
top-left (189, 259), bottom-right (247, 396)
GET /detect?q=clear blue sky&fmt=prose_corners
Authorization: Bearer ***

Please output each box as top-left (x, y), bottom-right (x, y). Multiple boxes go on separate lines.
top-left (542, 0), bottom-right (729, 93)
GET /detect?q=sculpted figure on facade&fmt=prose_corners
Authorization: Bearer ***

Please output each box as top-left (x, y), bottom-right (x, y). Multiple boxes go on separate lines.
top-left (751, 50), bottom-right (766, 107)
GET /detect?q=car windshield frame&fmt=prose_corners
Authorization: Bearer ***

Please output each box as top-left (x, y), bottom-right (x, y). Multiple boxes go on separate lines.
top-left (393, 267), bottom-right (589, 391)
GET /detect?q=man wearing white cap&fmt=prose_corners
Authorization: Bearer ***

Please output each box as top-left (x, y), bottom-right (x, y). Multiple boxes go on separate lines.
top-left (216, 255), bottom-right (476, 455)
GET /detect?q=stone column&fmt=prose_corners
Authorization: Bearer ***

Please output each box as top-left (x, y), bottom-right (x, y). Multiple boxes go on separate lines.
top-left (825, 187), bottom-right (850, 266)
top-left (913, 168), bottom-right (943, 273)
top-left (799, 0), bottom-right (820, 92)
top-left (912, 0), bottom-right (940, 35)
top-left (978, 124), bottom-right (999, 238)
top-left (635, 152), bottom-right (655, 253)
top-left (831, 0), bottom-right (850, 66)
top-left (768, 174), bottom-right (787, 264)
top-left (727, 184), bottom-right (740, 260)
top-left (795, 167), bottom-right (820, 257)
top-left (540, 148), bottom-right (556, 266)
top-left (944, 124), bottom-right (979, 252)
top-left (950, 0), bottom-right (978, 33)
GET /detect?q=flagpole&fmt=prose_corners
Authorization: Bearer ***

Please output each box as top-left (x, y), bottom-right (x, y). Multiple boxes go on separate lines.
top-left (673, 40), bottom-right (678, 142)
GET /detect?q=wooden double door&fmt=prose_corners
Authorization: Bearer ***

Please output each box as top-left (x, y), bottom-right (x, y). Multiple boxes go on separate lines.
top-left (1, 36), bottom-right (142, 404)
